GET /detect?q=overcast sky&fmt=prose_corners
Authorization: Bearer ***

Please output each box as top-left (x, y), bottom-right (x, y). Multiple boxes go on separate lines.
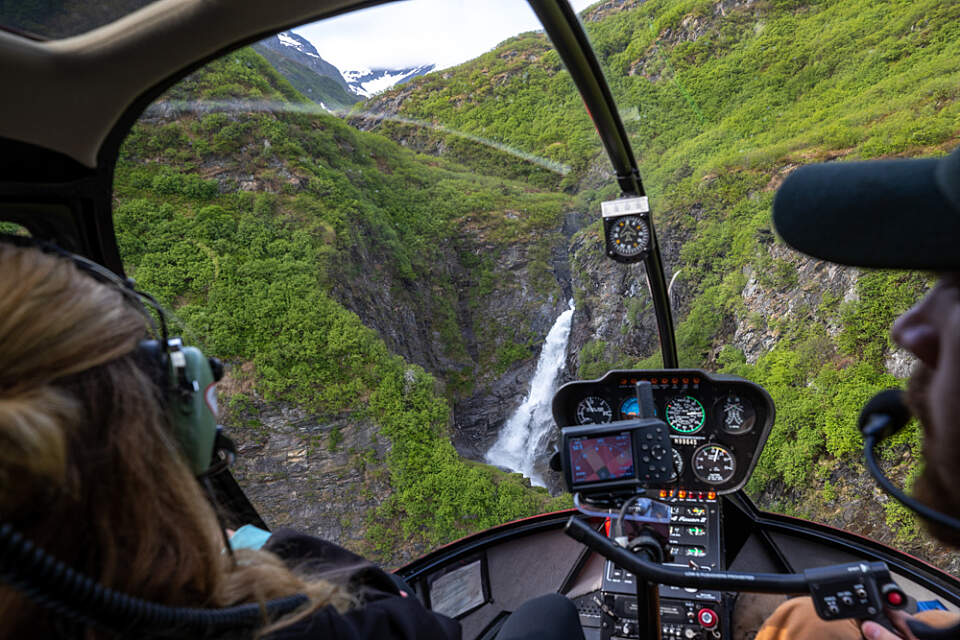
top-left (296, 0), bottom-right (598, 72)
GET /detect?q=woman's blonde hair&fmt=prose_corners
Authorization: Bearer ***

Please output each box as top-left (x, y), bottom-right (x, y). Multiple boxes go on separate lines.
top-left (0, 243), bottom-right (351, 637)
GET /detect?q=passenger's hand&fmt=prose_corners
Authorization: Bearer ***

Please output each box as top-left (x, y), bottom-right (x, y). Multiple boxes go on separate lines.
top-left (861, 609), bottom-right (914, 640)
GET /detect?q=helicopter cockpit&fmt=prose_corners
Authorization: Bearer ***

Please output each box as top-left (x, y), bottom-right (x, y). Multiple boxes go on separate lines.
top-left (2, 0), bottom-right (960, 639)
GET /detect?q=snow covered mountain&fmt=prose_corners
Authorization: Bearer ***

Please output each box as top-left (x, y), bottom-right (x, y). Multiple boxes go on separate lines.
top-left (343, 65), bottom-right (436, 98)
top-left (254, 32), bottom-right (359, 110)
top-left (255, 30), bottom-right (435, 105)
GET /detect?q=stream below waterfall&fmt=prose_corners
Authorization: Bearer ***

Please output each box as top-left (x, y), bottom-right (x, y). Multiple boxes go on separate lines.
top-left (485, 302), bottom-right (575, 487)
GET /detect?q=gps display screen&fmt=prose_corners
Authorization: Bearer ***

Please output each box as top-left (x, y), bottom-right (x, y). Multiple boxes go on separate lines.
top-left (569, 433), bottom-right (634, 485)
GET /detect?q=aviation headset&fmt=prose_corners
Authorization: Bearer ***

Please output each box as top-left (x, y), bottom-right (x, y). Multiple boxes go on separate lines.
top-left (0, 233), bottom-right (231, 476)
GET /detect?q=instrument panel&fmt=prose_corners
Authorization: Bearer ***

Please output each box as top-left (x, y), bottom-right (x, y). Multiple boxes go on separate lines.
top-left (552, 369), bottom-right (775, 494)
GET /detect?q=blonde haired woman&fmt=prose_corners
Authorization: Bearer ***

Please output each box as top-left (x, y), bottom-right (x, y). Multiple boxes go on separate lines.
top-left (0, 241), bottom-right (461, 639)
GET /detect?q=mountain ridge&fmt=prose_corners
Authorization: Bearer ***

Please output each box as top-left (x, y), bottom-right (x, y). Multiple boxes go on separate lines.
top-left (344, 64), bottom-right (436, 98)
top-left (253, 31), bottom-right (360, 110)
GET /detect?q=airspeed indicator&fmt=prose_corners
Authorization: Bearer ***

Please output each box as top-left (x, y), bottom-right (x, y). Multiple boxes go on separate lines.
top-left (665, 395), bottom-right (706, 433)
top-left (670, 448), bottom-right (683, 481)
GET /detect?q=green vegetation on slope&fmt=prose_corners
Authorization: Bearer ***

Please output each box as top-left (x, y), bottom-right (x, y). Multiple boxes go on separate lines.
top-left (593, 0), bottom-right (957, 507)
top-left (255, 45), bottom-right (361, 111)
top-left (356, 32), bottom-right (595, 191)
top-left (368, 0), bottom-right (960, 541)
top-left (116, 47), bottom-right (570, 559)
top-left (587, 0), bottom-right (957, 537)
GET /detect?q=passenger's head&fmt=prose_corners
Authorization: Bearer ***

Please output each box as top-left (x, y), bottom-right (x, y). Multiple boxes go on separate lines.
top-left (0, 242), bottom-right (348, 636)
top-left (891, 275), bottom-right (960, 546)
top-left (773, 146), bottom-right (960, 544)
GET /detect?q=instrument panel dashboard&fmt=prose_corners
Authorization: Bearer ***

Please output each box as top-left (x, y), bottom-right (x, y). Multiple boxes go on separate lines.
top-left (552, 369), bottom-right (775, 494)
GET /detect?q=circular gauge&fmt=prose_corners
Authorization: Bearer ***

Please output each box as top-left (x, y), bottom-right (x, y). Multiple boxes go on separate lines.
top-left (670, 448), bottom-right (683, 481)
top-left (620, 397), bottom-right (658, 419)
top-left (692, 444), bottom-right (736, 485)
top-left (576, 396), bottom-right (613, 424)
top-left (716, 393), bottom-right (756, 435)
top-left (665, 395), bottom-right (706, 433)
top-left (609, 215), bottom-right (650, 258)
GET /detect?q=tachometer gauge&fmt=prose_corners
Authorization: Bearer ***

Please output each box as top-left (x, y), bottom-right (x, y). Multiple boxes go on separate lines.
top-left (576, 396), bottom-right (613, 424)
top-left (670, 448), bottom-right (683, 481)
top-left (692, 444), bottom-right (736, 485)
top-left (665, 395), bottom-right (706, 434)
top-left (609, 215), bottom-right (650, 258)
top-left (716, 393), bottom-right (756, 435)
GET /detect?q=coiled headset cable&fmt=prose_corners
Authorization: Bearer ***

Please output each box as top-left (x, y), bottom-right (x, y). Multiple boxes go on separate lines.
top-left (0, 521), bottom-right (308, 637)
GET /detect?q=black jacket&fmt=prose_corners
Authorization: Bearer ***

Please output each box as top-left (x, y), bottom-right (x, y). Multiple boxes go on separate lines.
top-left (262, 529), bottom-right (461, 640)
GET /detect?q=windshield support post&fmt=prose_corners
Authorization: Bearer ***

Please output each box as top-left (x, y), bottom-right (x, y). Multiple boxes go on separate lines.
top-left (529, 0), bottom-right (679, 369)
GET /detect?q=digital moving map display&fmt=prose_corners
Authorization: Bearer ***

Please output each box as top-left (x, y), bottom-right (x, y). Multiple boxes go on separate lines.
top-left (569, 433), bottom-right (634, 485)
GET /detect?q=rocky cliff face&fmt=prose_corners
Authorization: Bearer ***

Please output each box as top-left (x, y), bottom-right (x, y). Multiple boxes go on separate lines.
top-left (330, 207), bottom-right (589, 463)
top-left (218, 366), bottom-right (408, 561)
top-left (565, 220), bottom-right (688, 376)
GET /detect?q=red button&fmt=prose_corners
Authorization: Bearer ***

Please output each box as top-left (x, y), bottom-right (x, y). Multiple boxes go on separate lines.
top-left (698, 608), bottom-right (717, 628)
top-left (886, 591), bottom-right (903, 606)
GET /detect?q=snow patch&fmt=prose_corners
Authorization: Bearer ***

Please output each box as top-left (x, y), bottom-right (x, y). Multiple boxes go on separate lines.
top-left (357, 71), bottom-right (409, 96)
top-left (277, 31), bottom-right (318, 58)
top-left (343, 65), bottom-right (435, 97)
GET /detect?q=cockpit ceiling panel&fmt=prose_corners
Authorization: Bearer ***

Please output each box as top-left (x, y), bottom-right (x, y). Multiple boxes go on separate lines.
top-left (0, 0), bottom-right (159, 40)
top-left (0, 0), bottom-right (384, 167)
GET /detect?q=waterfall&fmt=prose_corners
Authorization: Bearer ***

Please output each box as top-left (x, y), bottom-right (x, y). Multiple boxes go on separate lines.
top-left (485, 302), bottom-right (575, 487)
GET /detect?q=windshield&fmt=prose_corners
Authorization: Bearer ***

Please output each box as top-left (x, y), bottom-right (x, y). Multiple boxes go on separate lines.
top-left (115, 0), bottom-right (957, 574)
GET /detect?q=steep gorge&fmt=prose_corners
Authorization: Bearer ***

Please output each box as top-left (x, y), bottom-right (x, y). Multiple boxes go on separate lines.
top-left (109, 0), bottom-right (960, 574)
top-left (114, 47), bottom-right (575, 566)
top-left (354, 0), bottom-right (960, 572)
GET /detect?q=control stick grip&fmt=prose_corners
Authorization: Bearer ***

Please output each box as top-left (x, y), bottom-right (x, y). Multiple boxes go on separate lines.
top-left (636, 381), bottom-right (657, 419)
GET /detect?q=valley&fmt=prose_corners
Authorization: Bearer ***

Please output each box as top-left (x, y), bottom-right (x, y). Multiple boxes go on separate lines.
top-left (110, 0), bottom-right (960, 572)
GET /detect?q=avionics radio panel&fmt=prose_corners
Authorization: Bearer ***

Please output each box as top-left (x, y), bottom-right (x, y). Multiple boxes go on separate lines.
top-left (601, 491), bottom-right (726, 640)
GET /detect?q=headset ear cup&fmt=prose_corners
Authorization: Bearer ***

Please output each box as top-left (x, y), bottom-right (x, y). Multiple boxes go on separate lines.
top-left (167, 344), bottom-right (220, 476)
top-left (135, 340), bottom-right (168, 390)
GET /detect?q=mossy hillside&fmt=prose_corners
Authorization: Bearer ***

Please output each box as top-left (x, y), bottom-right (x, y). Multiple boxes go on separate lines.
top-left (590, 0), bottom-right (957, 540)
top-left (116, 48), bottom-right (571, 560)
top-left (254, 44), bottom-right (361, 111)
top-left (356, 32), bottom-right (597, 190)
top-left (368, 0), bottom-right (960, 544)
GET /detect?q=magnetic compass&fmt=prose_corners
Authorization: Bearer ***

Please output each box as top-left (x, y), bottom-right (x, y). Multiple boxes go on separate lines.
top-left (607, 215), bottom-right (650, 259)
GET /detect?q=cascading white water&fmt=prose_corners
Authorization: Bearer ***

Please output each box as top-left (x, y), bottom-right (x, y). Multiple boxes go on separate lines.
top-left (485, 302), bottom-right (575, 487)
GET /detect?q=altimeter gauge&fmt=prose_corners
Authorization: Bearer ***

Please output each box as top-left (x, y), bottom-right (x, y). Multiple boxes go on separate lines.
top-left (576, 396), bottom-right (613, 424)
top-left (670, 448), bottom-right (683, 481)
top-left (692, 444), bottom-right (736, 485)
top-left (608, 215), bottom-right (650, 258)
